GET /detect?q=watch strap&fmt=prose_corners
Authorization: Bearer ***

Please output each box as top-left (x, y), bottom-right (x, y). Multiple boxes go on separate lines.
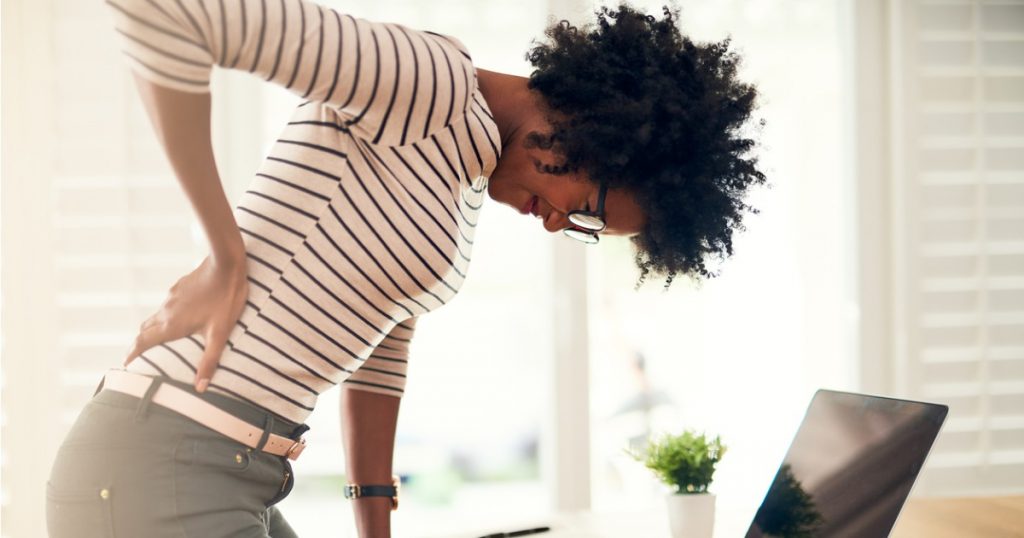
top-left (343, 484), bottom-right (397, 499)
top-left (343, 475), bottom-right (401, 511)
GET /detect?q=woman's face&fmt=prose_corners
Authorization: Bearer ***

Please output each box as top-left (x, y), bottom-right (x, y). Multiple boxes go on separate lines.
top-left (486, 128), bottom-right (647, 237)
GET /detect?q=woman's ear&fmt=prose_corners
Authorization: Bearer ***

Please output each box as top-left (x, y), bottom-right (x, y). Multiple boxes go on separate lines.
top-left (522, 129), bottom-right (556, 151)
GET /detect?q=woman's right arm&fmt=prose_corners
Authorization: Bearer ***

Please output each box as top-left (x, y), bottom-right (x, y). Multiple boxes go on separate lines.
top-left (121, 75), bottom-right (250, 393)
top-left (105, 0), bottom-right (474, 145)
top-left (130, 75), bottom-right (244, 266)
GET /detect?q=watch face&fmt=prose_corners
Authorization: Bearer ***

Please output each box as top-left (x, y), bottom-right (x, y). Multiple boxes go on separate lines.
top-left (392, 475), bottom-right (400, 511)
top-left (343, 484), bottom-right (360, 499)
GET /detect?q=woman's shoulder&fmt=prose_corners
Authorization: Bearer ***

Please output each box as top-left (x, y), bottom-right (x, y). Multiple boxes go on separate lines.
top-left (421, 30), bottom-right (474, 64)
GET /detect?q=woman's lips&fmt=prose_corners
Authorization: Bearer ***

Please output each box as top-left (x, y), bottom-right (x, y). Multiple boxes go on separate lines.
top-left (522, 195), bottom-right (539, 217)
top-left (520, 196), bottom-right (533, 215)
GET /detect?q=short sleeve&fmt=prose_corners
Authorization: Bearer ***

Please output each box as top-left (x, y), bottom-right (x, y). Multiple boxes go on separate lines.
top-left (104, 0), bottom-right (476, 145)
top-left (342, 317), bottom-right (417, 397)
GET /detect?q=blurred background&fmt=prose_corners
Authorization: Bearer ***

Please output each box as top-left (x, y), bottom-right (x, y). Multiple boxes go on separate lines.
top-left (2, 0), bottom-right (1022, 536)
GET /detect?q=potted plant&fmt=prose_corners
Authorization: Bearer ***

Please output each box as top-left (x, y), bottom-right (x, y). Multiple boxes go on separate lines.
top-left (630, 430), bottom-right (726, 538)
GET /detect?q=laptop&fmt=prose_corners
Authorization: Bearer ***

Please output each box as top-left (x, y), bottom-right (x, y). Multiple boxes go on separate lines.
top-left (744, 389), bottom-right (948, 537)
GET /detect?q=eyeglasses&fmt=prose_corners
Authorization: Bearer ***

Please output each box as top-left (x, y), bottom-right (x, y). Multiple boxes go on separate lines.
top-left (563, 178), bottom-right (608, 245)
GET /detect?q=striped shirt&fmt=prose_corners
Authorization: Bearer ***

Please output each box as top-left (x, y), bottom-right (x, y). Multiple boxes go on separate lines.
top-left (105, 0), bottom-right (501, 423)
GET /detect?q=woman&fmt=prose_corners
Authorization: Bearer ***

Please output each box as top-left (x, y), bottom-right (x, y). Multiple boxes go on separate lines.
top-left (46, 1), bottom-right (764, 536)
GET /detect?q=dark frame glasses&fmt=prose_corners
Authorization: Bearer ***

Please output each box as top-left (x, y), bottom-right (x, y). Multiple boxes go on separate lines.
top-left (563, 178), bottom-right (608, 244)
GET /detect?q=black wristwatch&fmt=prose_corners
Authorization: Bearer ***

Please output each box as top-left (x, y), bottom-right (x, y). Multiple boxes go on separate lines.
top-left (343, 475), bottom-right (400, 511)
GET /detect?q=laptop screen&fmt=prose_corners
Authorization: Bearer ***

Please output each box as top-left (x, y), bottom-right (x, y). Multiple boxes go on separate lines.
top-left (745, 390), bottom-right (948, 538)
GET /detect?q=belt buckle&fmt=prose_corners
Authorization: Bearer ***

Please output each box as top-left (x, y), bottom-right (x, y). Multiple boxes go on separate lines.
top-left (286, 437), bottom-right (307, 460)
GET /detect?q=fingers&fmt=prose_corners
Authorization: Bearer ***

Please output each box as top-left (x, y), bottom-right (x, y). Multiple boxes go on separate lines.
top-left (193, 321), bottom-right (232, 393)
top-left (124, 320), bottom-right (165, 366)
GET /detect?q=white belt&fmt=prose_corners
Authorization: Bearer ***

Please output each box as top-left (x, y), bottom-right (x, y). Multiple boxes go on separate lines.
top-left (101, 369), bottom-right (307, 461)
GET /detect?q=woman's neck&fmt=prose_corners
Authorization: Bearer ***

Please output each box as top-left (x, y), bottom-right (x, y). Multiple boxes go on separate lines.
top-left (476, 68), bottom-right (533, 152)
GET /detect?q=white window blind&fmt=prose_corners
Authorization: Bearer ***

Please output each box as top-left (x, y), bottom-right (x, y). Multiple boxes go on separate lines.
top-left (890, 0), bottom-right (1024, 495)
top-left (2, 1), bottom-right (219, 535)
top-left (50, 5), bottom-right (203, 417)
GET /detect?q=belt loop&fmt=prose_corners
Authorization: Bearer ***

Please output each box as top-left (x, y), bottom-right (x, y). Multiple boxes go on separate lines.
top-left (256, 414), bottom-right (275, 451)
top-left (133, 376), bottom-right (165, 423)
top-left (290, 423), bottom-right (311, 440)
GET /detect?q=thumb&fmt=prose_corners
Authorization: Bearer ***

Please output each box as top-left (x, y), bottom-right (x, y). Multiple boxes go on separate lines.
top-left (194, 322), bottom-right (231, 393)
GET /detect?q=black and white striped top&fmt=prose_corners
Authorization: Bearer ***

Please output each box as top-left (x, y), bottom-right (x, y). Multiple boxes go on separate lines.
top-left (105, 0), bottom-right (501, 423)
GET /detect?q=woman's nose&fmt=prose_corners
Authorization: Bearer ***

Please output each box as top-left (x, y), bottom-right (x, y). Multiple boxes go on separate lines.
top-left (543, 211), bottom-right (569, 233)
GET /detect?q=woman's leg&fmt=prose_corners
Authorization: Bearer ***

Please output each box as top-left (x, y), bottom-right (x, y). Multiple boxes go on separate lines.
top-left (47, 375), bottom-right (305, 537)
top-left (47, 394), bottom-right (184, 538)
top-left (264, 505), bottom-right (300, 538)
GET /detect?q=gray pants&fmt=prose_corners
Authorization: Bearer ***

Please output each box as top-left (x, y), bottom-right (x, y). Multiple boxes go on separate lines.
top-left (46, 374), bottom-right (308, 537)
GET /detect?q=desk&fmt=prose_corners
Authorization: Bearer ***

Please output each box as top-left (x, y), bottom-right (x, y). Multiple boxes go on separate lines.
top-left (451, 496), bottom-right (1024, 538)
top-left (892, 496), bottom-right (1024, 537)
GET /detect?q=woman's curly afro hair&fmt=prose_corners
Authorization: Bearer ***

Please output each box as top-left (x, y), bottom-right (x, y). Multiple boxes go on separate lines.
top-left (525, 2), bottom-right (767, 289)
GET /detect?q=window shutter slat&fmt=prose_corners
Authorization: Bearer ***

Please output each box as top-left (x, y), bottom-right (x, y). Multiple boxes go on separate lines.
top-left (899, 0), bottom-right (1024, 495)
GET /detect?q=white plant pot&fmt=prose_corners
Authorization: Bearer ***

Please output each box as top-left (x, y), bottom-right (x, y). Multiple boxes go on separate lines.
top-left (665, 492), bottom-right (716, 538)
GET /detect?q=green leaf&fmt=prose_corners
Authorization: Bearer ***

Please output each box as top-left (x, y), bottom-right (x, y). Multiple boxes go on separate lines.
top-left (629, 429), bottom-right (726, 494)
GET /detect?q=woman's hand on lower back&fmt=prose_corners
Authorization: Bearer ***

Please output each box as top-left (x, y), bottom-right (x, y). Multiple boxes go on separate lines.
top-left (125, 75), bottom-right (252, 392)
top-left (124, 253), bottom-right (249, 392)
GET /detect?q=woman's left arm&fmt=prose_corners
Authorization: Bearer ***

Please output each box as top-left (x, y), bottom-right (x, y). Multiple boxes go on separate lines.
top-left (340, 387), bottom-right (401, 538)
